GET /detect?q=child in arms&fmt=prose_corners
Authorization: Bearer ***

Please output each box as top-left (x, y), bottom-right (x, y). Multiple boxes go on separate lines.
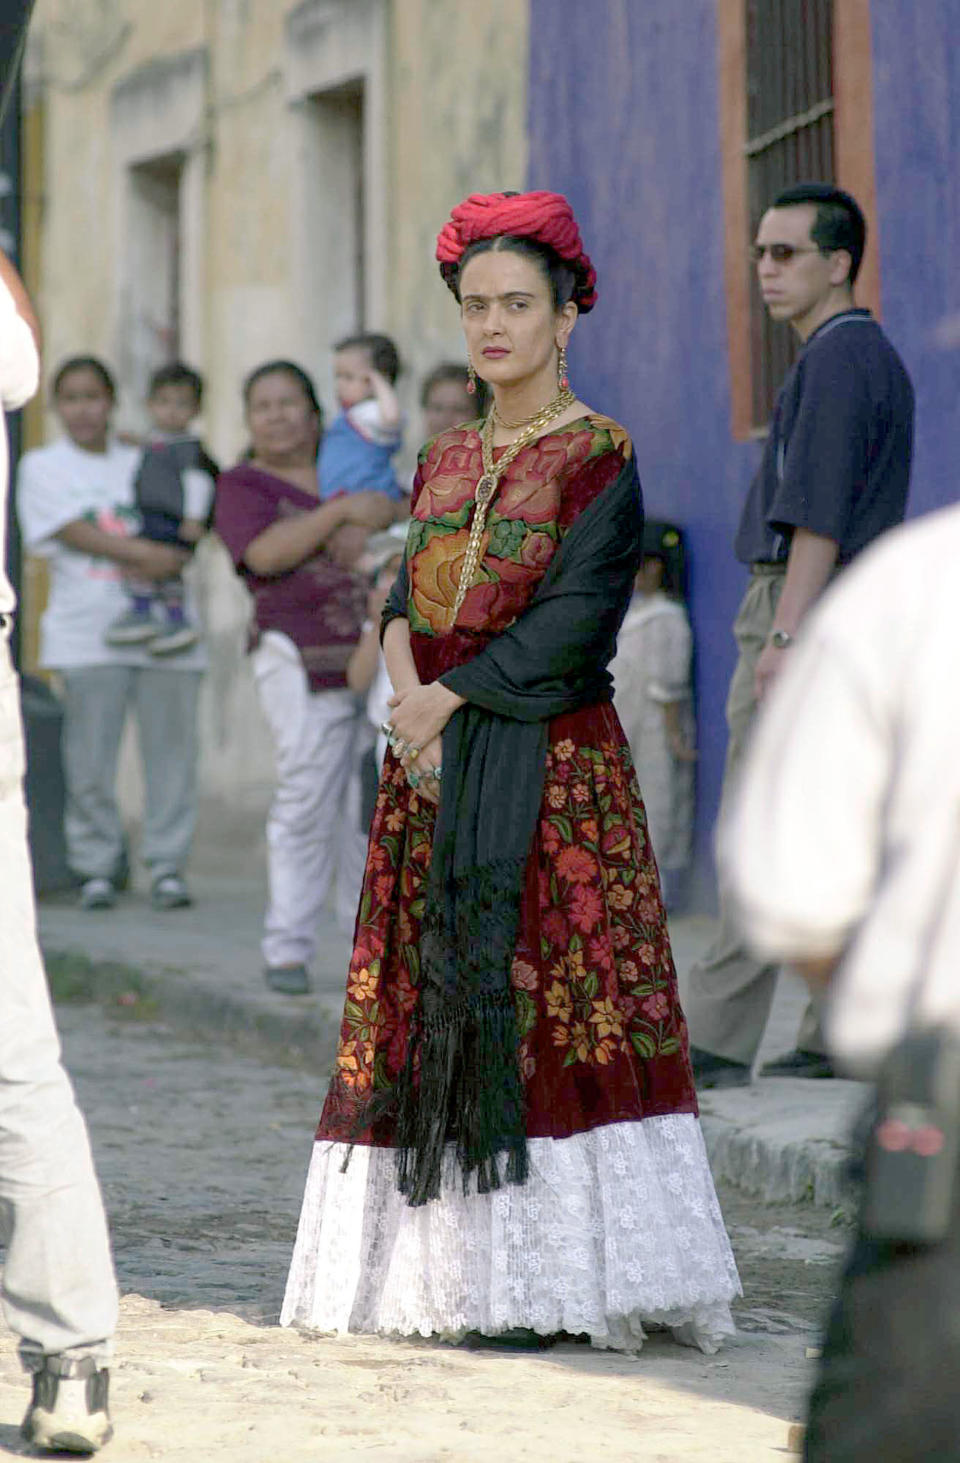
top-left (106, 362), bottom-right (218, 656)
top-left (318, 332), bottom-right (405, 508)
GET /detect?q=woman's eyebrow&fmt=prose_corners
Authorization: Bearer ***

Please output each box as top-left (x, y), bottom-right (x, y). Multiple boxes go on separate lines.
top-left (461, 290), bottom-right (537, 303)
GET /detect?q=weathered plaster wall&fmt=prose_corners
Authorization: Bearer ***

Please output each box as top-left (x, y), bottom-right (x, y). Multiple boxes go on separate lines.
top-left (26, 1), bottom-right (296, 816)
top-left (387, 0), bottom-right (529, 460)
top-left (23, 0), bottom-right (530, 822)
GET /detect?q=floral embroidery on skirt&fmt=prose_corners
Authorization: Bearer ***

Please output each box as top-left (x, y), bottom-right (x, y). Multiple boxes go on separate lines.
top-left (318, 701), bottom-right (697, 1148)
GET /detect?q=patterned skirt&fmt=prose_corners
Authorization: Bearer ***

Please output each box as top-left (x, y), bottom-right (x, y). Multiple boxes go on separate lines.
top-left (281, 703), bottom-right (740, 1351)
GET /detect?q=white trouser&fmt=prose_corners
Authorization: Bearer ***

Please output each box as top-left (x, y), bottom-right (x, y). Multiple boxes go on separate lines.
top-left (0, 633), bottom-right (118, 1367)
top-left (252, 632), bottom-right (370, 968)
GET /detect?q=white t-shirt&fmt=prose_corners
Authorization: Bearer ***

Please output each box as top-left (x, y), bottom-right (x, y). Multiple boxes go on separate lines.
top-left (17, 436), bottom-right (206, 671)
top-left (0, 277), bottom-right (41, 615)
top-left (364, 630), bottom-right (393, 771)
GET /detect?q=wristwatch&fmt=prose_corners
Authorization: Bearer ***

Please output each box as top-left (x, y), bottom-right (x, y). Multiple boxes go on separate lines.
top-left (769, 629), bottom-right (794, 650)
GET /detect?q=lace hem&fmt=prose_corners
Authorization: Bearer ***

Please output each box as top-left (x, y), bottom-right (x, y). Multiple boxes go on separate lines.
top-left (280, 1115), bottom-right (741, 1354)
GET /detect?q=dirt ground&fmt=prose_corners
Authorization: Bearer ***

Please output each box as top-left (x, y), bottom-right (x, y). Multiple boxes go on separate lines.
top-left (0, 1003), bottom-right (850, 1462)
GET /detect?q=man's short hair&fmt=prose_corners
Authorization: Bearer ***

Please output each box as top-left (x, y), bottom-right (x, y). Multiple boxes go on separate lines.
top-left (148, 361), bottom-right (204, 403)
top-left (772, 182), bottom-right (866, 285)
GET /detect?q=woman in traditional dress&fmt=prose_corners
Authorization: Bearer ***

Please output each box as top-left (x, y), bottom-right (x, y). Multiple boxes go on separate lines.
top-left (281, 191), bottom-right (740, 1352)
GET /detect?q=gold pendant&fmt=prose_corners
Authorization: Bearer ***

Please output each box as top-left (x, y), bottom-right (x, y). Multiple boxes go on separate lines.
top-left (475, 473), bottom-right (498, 505)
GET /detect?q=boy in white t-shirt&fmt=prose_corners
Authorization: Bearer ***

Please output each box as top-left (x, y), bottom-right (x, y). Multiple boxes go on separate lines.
top-left (317, 333), bottom-right (405, 510)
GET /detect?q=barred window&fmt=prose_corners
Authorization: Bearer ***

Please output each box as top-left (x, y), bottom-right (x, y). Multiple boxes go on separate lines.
top-left (744, 0), bottom-right (835, 428)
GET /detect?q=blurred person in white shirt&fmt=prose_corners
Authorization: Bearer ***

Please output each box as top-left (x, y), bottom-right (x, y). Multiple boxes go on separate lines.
top-left (720, 502), bottom-right (960, 1460)
top-left (0, 249), bottom-right (117, 1453)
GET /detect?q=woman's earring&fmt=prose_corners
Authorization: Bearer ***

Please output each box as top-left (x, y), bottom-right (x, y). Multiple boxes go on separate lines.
top-left (466, 360), bottom-right (477, 395)
top-left (558, 345), bottom-right (570, 393)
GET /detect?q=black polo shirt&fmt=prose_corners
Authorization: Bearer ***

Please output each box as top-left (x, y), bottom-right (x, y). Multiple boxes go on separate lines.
top-left (735, 309), bottom-right (914, 567)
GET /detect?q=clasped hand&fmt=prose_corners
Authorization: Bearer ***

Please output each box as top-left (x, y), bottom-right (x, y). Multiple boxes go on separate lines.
top-left (386, 681), bottom-right (464, 806)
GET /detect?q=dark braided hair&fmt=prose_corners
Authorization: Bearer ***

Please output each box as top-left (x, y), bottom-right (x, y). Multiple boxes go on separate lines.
top-left (443, 234), bottom-right (580, 314)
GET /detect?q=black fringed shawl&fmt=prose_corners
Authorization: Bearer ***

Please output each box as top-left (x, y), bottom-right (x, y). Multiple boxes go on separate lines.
top-left (380, 453), bottom-right (644, 1205)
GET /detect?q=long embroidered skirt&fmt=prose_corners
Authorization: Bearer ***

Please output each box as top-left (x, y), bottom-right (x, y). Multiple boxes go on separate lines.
top-left (281, 703), bottom-right (740, 1351)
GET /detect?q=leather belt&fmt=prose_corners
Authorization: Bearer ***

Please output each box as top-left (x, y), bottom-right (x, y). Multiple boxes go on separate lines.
top-left (750, 561), bottom-right (788, 576)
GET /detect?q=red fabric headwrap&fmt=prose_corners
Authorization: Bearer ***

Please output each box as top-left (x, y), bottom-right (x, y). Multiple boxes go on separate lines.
top-left (436, 190), bottom-right (598, 313)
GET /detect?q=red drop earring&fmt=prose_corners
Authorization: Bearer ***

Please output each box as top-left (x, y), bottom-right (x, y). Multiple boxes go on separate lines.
top-left (466, 360), bottom-right (477, 395)
top-left (558, 345), bottom-right (570, 392)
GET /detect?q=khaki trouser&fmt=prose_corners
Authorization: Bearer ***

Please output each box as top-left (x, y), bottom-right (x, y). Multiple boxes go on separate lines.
top-left (684, 568), bottom-right (826, 1065)
top-left (0, 631), bottom-right (118, 1365)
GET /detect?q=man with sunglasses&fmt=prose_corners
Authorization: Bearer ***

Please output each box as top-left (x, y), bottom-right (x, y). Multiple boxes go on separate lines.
top-left (686, 182), bottom-right (914, 1091)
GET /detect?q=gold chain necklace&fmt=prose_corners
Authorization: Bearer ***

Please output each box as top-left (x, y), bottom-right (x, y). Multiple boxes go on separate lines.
top-left (450, 389), bottom-right (576, 621)
top-left (492, 388), bottom-right (571, 431)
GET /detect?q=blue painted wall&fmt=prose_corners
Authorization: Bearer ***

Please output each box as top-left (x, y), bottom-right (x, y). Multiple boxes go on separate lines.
top-left (527, 0), bottom-right (758, 905)
top-left (527, 0), bottom-right (959, 907)
top-left (870, 0), bottom-right (960, 519)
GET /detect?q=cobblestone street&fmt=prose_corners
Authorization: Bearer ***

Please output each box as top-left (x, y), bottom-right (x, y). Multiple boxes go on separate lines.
top-left (0, 999), bottom-right (847, 1461)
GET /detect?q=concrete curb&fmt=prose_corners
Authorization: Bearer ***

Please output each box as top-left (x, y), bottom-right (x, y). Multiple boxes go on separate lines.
top-left (44, 944), bottom-right (345, 1078)
top-left (699, 1083), bottom-right (863, 1211)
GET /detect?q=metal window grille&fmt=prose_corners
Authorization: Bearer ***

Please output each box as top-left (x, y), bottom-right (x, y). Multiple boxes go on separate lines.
top-left (745, 0), bottom-right (834, 428)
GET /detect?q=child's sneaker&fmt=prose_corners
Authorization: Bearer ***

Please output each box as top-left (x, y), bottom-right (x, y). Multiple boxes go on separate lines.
top-left (21, 1354), bottom-right (113, 1454)
top-left (149, 620), bottom-right (200, 656)
top-left (104, 608), bottom-right (158, 646)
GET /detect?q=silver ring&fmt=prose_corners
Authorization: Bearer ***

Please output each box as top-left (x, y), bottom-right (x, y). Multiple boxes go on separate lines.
top-left (379, 721), bottom-right (393, 739)
top-left (428, 765), bottom-right (442, 783)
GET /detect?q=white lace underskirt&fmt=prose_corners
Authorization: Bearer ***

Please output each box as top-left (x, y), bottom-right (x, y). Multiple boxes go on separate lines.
top-left (280, 1115), bottom-right (741, 1354)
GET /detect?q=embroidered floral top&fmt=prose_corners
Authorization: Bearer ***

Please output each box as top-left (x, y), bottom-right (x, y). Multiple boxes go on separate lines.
top-left (403, 413), bottom-right (633, 680)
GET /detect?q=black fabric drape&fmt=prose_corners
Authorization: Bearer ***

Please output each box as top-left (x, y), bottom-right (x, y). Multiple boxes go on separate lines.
top-left (382, 455), bottom-right (643, 1205)
top-left (381, 555), bottom-right (409, 642)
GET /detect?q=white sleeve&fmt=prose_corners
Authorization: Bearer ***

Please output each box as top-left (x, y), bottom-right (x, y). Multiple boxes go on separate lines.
top-left (16, 450), bottom-right (80, 554)
top-left (347, 398), bottom-right (402, 447)
top-left (366, 653), bottom-right (394, 730)
top-left (719, 623), bottom-right (892, 961)
top-left (646, 607), bottom-right (692, 704)
top-left (181, 467), bottom-right (216, 522)
top-left (0, 277), bottom-right (39, 411)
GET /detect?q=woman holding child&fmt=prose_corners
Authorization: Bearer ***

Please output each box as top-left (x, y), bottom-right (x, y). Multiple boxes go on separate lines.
top-left (281, 192), bottom-right (739, 1351)
top-left (17, 356), bottom-right (205, 913)
top-left (214, 361), bottom-right (396, 994)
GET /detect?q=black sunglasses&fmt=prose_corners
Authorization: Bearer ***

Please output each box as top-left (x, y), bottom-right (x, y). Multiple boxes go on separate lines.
top-left (750, 243), bottom-right (828, 264)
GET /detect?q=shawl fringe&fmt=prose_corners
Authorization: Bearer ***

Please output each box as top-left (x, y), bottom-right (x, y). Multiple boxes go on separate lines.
top-left (394, 857), bottom-right (531, 1205)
